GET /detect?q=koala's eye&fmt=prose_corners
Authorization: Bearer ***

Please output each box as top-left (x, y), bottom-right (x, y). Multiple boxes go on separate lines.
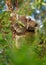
top-left (29, 19), bottom-right (31, 21)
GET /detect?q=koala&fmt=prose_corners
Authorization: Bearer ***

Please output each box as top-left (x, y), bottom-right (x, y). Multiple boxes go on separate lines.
top-left (10, 14), bottom-right (38, 49)
top-left (10, 14), bottom-right (38, 37)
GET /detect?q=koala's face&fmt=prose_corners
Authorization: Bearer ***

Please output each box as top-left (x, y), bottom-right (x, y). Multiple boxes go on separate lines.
top-left (26, 18), bottom-right (38, 32)
top-left (27, 18), bottom-right (38, 27)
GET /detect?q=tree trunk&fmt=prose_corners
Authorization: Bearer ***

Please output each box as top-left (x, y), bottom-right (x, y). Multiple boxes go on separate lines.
top-left (16, 0), bottom-right (18, 8)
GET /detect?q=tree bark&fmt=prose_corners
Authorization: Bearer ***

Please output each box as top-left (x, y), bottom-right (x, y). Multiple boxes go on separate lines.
top-left (16, 0), bottom-right (18, 8)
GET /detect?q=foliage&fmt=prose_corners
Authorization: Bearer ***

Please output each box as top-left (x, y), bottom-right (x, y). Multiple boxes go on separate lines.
top-left (0, 0), bottom-right (46, 65)
top-left (0, 0), bottom-right (5, 11)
